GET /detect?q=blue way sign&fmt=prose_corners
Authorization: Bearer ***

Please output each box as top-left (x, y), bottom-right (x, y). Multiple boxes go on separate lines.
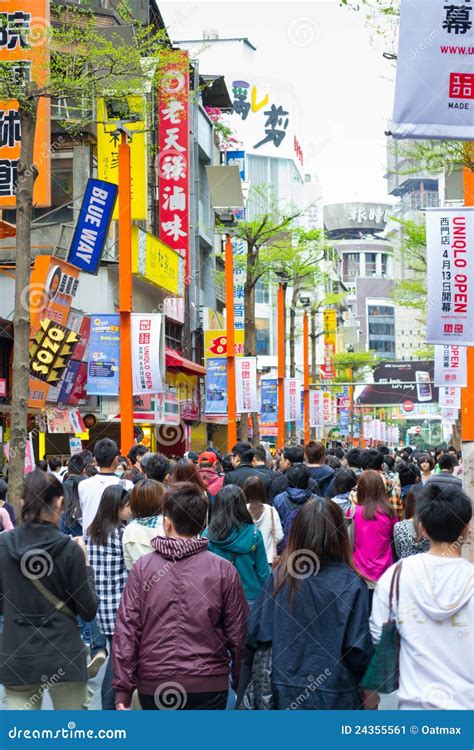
top-left (67, 178), bottom-right (118, 274)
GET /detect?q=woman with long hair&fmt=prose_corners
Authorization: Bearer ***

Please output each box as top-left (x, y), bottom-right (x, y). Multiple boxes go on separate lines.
top-left (169, 458), bottom-right (208, 492)
top-left (240, 498), bottom-right (373, 710)
top-left (350, 470), bottom-right (397, 588)
top-left (242, 476), bottom-right (283, 564)
top-left (87, 485), bottom-right (132, 710)
top-left (122, 479), bottom-right (164, 570)
top-left (204, 485), bottom-right (269, 603)
top-left (0, 470), bottom-right (98, 709)
top-left (393, 485), bottom-right (431, 558)
top-left (61, 453), bottom-right (86, 537)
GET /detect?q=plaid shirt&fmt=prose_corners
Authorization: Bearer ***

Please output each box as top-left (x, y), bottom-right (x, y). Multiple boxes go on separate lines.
top-left (87, 526), bottom-right (128, 636)
top-left (350, 471), bottom-right (403, 520)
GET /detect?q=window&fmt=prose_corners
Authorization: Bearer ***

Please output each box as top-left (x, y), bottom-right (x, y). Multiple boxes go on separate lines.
top-left (365, 253), bottom-right (376, 275)
top-left (165, 321), bottom-right (183, 351)
top-left (368, 304), bottom-right (395, 358)
top-left (343, 253), bottom-right (359, 278)
top-left (381, 254), bottom-right (388, 275)
top-left (255, 281), bottom-right (270, 304)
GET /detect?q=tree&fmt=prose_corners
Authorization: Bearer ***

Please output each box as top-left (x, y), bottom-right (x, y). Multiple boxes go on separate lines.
top-left (333, 351), bottom-right (379, 440)
top-left (0, 5), bottom-right (168, 512)
top-left (223, 186), bottom-right (309, 444)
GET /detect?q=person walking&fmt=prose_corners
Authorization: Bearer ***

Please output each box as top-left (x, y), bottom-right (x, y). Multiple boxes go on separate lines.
top-left (243, 476), bottom-right (283, 564)
top-left (87, 485), bottom-right (132, 710)
top-left (122, 479), bottom-right (165, 570)
top-left (393, 485), bottom-right (431, 559)
top-left (304, 441), bottom-right (334, 497)
top-left (113, 482), bottom-right (248, 710)
top-left (60, 454), bottom-right (86, 537)
top-left (273, 464), bottom-right (316, 545)
top-left (371, 482), bottom-right (473, 710)
top-left (204, 486), bottom-right (270, 604)
top-left (0, 471), bottom-right (98, 710)
top-left (240, 499), bottom-right (373, 710)
top-left (350, 470), bottom-right (397, 604)
top-left (418, 454), bottom-right (435, 484)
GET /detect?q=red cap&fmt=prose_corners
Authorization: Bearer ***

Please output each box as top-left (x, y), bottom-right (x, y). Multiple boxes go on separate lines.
top-left (198, 451), bottom-right (218, 464)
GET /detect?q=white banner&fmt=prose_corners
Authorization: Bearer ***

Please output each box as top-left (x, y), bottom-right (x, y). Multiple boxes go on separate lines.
top-left (131, 314), bottom-right (164, 395)
top-left (439, 385), bottom-right (461, 409)
top-left (235, 357), bottom-right (257, 413)
top-left (392, 0), bottom-right (474, 140)
top-left (440, 407), bottom-right (459, 422)
top-left (310, 390), bottom-right (324, 428)
top-left (434, 344), bottom-right (467, 387)
top-left (284, 378), bottom-right (301, 422)
top-left (426, 208), bottom-right (474, 345)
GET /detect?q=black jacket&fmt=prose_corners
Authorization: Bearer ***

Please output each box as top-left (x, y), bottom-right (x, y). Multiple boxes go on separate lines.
top-left (245, 561), bottom-right (373, 710)
top-left (0, 521), bottom-right (98, 686)
top-left (268, 472), bottom-right (321, 503)
top-left (223, 463), bottom-right (272, 491)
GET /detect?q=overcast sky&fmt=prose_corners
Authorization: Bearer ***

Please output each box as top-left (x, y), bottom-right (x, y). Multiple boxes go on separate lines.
top-left (160, 0), bottom-right (398, 206)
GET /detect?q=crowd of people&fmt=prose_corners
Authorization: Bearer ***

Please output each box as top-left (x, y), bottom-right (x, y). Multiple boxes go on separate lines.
top-left (0, 438), bottom-right (471, 711)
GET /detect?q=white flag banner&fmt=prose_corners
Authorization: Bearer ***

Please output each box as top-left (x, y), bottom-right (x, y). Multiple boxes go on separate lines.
top-left (131, 314), bottom-right (164, 395)
top-left (391, 0), bottom-right (474, 140)
top-left (235, 357), bottom-right (257, 413)
top-left (310, 390), bottom-right (324, 428)
top-left (439, 385), bottom-right (461, 409)
top-left (284, 378), bottom-right (301, 422)
top-left (434, 344), bottom-right (467, 387)
top-left (440, 407), bottom-right (459, 422)
top-left (426, 208), bottom-right (474, 345)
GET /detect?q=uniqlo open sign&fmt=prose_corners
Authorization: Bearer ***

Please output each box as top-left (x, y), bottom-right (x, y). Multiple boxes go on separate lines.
top-left (449, 73), bottom-right (474, 99)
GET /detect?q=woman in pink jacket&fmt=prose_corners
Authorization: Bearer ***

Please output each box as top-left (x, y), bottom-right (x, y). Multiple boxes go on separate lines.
top-left (113, 482), bottom-right (248, 710)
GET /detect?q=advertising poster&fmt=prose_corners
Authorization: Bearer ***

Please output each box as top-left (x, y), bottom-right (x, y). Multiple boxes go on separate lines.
top-left (426, 208), bottom-right (474, 345)
top-left (392, 0), bottom-right (474, 140)
top-left (131, 314), bottom-right (164, 396)
top-left (310, 390), bottom-right (324, 428)
top-left (355, 360), bottom-right (438, 405)
top-left (67, 178), bottom-right (118, 274)
top-left (86, 315), bottom-right (120, 396)
top-left (29, 319), bottom-right (80, 385)
top-left (204, 329), bottom-right (245, 358)
top-left (434, 344), bottom-right (467, 387)
top-left (284, 378), bottom-right (301, 422)
top-left (235, 357), bottom-right (257, 413)
top-left (321, 309), bottom-right (337, 379)
top-left (260, 379), bottom-right (278, 425)
top-left (175, 373), bottom-right (200, 421)
top-left (439, 386), bottom-right (461, 409)
top-left (205, 358), bottom-right (228, 415)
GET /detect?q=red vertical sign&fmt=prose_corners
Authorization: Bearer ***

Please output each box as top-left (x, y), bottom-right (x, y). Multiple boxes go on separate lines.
top-left (158, 50), bottom-right (190, 281)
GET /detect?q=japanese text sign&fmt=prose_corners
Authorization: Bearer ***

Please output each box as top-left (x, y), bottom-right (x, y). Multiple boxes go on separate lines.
top-left (131, 314), bottom-right (165, 395)
top-left (434, 344), bottom-right (467, 387)
top-left (284, 378), bottom-right (301, 422)
top-left (235, 357), bottom-right (257, 413)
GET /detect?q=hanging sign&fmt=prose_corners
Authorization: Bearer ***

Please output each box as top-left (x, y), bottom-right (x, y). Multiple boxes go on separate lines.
top-left (131, 314), bottom-right (165, 395)
top-left (260, 378), bottom-right (278, 424)
top-left (86, 315), bottom-right (120, 396)
top-left (205, 358), bottom-right (228, 415)
top-left (235, 357), bottom-right (257, 413)
top-left (310, 390), bottom-right (324, 428)
top-left (67, 178), bottom-right (117, 274)
top-left (29, 319), bottom-right (80, 385)
top-left (434, 344), bottom-right (467, 387)
top-left (284, 378), bottom-right (301, 422)
top-left (439, 386), bottom-right (461, 409)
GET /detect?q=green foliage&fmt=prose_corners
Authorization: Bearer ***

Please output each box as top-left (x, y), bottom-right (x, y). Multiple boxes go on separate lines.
top-left (390, 218), bottom-right (427, 320)
top-left (332, 351), bottom-right (378, 380)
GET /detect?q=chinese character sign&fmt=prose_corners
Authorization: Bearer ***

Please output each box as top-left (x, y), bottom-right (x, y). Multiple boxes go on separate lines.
top-left (0, 0), bottom-right (50, 207)
top-left (284, 378), bottom-right (301, 422)
top-left (131, 314), bottom-right (165, 395)
top-left (434, 344), bottom-right (467, 387)
top-left (233, 239), bottom-right (246, 333)
top-left (235, 357), bottom-right (257, 413)
top-left (426, 208), bottom-right (474, 345)
top-left (158, 50), bottom-right (190, 271)
top-left (439, 385), bottom-right (461, 409)
top-left (310, 390), bottom-right (324, 428)
top-left (321, 309), bottom-right (337, 379)
top-left (392, 0), bottom-right (474, 139)
top-left (97, 97), bottom-right (147, 220)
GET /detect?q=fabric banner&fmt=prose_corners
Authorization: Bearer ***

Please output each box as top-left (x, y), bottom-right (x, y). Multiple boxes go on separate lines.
top-left (439, 386), bottom-right (461, 409)
top-left (205, 358), bottom-right (228, 415)
top-left (310, 390), bottom-right (324, 428)
top-left (434, 344), bottom-right (467, 387)
top-left (426, 208), bottom-right (474, 345)
top-left (3, 434), bottom-right (35, 474)
top-left (131, 314), bottom-right (165, 396)
top-left (284, 378), bottom-right (301, 422)
top-left (235, 357), bottom-right (257, 413)
top-left (392, 0), bottom-right (474, 140)
top-left (87, 315), bottom-right (120, 396)
top-left (260, 379), bottom-right (278, 424)
top-left (440, 407), bottom-right (459, 422)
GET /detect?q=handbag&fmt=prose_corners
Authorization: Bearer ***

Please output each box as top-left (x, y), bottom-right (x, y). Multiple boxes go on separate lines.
top-left (237, 645), bottom-right (274, 710)
top-left (359, 561), bottom-right (402, 694)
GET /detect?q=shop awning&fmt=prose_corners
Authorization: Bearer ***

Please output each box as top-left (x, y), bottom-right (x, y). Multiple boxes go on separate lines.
top-left (0, 220), bottom-right (16, 239)
top-left (165, 347), bottom-right (206, 376)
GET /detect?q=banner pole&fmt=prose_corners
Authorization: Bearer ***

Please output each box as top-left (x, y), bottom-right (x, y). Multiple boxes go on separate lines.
top-left (277, 283), bottom-right (286, 450)
top-left (303, 310), bottom-right (310, 445)
top-left (225, 235), bottom-right (237, 452)
top-left (119, 132), bottom-right (134, 455)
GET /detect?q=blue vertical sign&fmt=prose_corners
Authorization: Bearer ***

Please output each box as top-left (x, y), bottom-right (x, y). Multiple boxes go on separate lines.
top-left (260, 379), bottom-right (278, 423)
top-left (67, 178), bottom-right (118, 274)
top-left (205, 358), bottom-right (228, 415)
top-left (86, 315), bottom-right (120, 396)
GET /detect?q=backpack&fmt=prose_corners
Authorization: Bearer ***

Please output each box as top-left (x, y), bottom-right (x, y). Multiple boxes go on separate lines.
top-left (277, 493), bottom-right (303, 553)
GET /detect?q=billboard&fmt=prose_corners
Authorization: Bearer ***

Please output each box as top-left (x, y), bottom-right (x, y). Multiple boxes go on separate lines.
top-left (355, 361), bottom-right (439, 405)
top-left (132, 227), bottom-right (183, 295)
top-left (86, 315), bottom-right (120, 396)
top-left (392, 0), bottom-right (474, 140)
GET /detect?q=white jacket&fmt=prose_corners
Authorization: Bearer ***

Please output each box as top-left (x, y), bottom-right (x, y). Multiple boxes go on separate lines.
top-left (122, 517), bottom-right (164, 570)
top-left (370, 553), bottom-right (474, 710)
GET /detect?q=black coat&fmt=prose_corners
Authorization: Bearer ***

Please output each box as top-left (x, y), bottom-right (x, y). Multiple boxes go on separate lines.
top-left (223, 463), bottom-right (272, 491)
top-left (0, 521), bottom-right (98, 686)
top-left (268, 472), bottom-right (321, 502)
top-left (246, 561), bottom-right (373, 710)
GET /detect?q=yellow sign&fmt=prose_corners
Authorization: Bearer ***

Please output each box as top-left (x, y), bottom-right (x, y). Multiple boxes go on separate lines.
top-left (323, 309), bottom-right (337, 348)
top-left (204, 329), bottom-right (245, 358)
top-left (97, 97), bottom-right (147, 220)
top-left (132, 227), bottom-right (182, 295)
top-left (30, 319), bottom-right (80, 385)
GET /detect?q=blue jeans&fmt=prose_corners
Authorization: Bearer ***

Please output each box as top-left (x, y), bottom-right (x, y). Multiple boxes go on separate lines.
top-left (79, 616), bottom-right (107, 656)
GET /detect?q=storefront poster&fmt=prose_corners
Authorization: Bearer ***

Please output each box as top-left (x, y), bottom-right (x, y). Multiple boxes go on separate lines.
top-left (204, 329), bottom-right (245, 358)
top-left (131, 314), bottom-right (165, 396)
top-left (426, 208), bottom-right (474, 345)
top-left (260, 379), bottom-right (278, 425)
top-left (46, 407), bottom-right (85, 434)
top-left (235, 357), bottom-right (257, 413)
top-left (86, 315), bottom-right (120, 396)
top-left (205, 358), bottom-right (228, 415)
top-left (30, 319), bottom-right (81, 385)
top-left (175, 373), bottom-right (200, 421)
